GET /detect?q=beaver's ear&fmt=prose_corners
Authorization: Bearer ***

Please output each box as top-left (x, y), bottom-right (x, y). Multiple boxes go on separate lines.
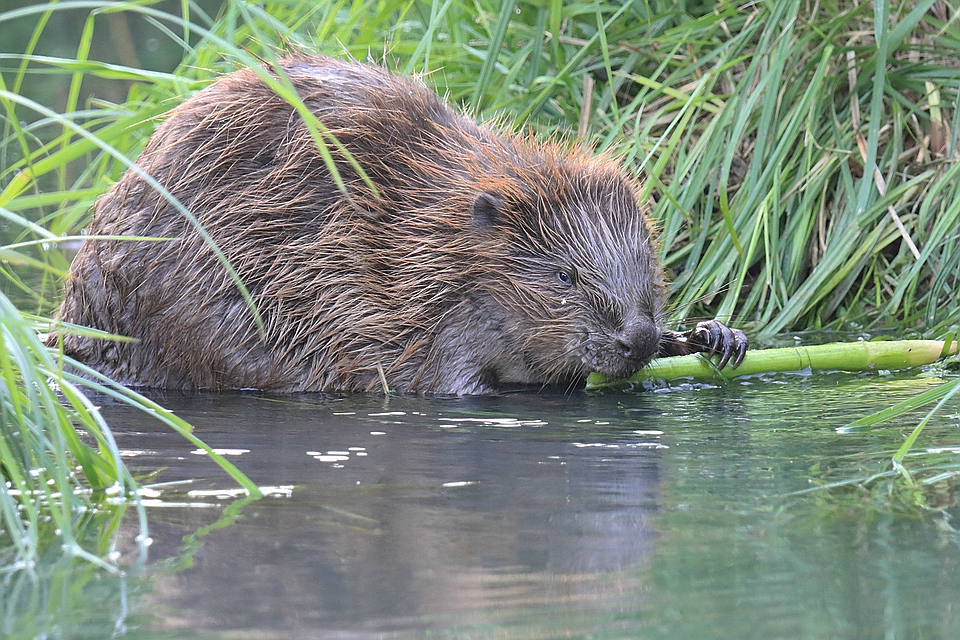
top-left (473, 192), bottom-right (503, 228)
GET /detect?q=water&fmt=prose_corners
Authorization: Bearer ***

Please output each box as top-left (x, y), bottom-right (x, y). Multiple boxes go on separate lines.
top-left (25, 370), bottom-right (956, 639)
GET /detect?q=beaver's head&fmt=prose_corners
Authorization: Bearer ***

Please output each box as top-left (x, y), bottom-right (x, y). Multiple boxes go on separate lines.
top-left (472, 158), bottom-right (665, 385)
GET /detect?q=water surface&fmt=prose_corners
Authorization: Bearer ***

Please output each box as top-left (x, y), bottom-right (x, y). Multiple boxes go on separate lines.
top-left (77, 371), bottom-right (960, 639)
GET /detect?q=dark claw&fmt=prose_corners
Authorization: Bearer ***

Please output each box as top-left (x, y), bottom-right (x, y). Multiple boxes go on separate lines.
top-left (659, 319), bottom-right (748, 370)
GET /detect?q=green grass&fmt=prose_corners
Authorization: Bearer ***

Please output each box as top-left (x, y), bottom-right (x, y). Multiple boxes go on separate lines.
top-left (6, 1), bottom-right (959, 331)
top-left (0, 0), bottom-right (958, 567)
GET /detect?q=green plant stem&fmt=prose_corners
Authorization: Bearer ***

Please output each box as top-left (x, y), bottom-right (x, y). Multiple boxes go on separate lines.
top-left (587, 340), bottom-right (959, 389)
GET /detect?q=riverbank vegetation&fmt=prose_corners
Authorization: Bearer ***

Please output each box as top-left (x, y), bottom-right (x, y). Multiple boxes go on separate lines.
top-left (0, 0), bottom-right (958, 568)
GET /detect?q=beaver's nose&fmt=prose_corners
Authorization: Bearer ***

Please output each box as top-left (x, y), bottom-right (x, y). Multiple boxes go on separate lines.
top-left (614, 319), bottom-right (660, 363)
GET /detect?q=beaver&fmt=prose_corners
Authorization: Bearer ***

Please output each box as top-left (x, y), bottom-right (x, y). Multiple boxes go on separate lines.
top-left (53, 55), bottom-right (747, 395)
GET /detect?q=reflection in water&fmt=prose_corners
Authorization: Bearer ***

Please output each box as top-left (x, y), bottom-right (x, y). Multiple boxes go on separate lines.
top-left (13, 374), bottom-right (960, 638)
top-left (115, 392), bottom-right (666, 636)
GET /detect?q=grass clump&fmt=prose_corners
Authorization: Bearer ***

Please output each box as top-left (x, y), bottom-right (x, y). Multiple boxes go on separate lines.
top-left (7, 0), bottom-right (959, 335)
top-left (0, 1), bottom-right (266, 570)
top-left (538, 0), bottom-right (960, 339)
top-left (0, 291), bottom-right (144, 571)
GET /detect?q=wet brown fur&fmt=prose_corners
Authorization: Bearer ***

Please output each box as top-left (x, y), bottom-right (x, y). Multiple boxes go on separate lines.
top-left (55, 56), bottom-right (670, 394)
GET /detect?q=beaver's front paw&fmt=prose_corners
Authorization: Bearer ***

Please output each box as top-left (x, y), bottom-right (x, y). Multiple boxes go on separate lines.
top-left (686, 320), bottom-right (748, 369)
top-left (659, 320), bottom-right (748, 369)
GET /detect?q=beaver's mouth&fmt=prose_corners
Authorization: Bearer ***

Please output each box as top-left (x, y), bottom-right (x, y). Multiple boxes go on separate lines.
top-left (580, 343), bottom-right (657, 380)
top-left (579, 323), bottom-right (661, 379)
top-left (585, 358), bottom-right (651, 380)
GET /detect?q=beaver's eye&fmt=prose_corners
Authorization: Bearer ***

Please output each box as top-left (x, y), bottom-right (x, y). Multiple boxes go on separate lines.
top-left (556, 270), bottom-right (573, 285)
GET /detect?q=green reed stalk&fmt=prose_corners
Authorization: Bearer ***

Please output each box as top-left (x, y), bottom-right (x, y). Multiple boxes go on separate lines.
top-left (587, 339), bottom-right (958, 390)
